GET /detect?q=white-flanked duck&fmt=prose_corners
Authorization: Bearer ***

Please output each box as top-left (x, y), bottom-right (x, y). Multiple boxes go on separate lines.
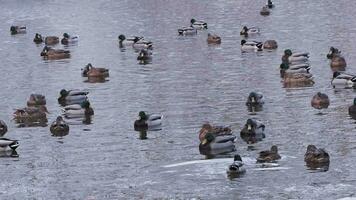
top-left (240, 26), bottom-right (260, 37)
top-left (227, 154), bottom-right (246, 177)
top-left (280, 63), bottom-right (311, 77)
top-left (178, 27), bottom-right (197, 36)
top-left (134, 111), bottom-right (162, 130)
top-left (58, 89), bottom-right (89, 106)
top-left (331, 71), bottom-right (356, 88)
top-left (62, 100), bottom-right (94, 118)
top-left (10, 26), bottom-right (26, 35)
top-left (118, 35), bottom-right (143, 46)
top-left (61, 33), bottom-right (78, 45)
top-left (282, 49), bottom-right (309, 64)
top-left (132, 38), bottom-right (153, 50)
top-left (199, 132), bottom-right (236, 155)
top-left (50, 116), bottom-right (69, 136)
top-left (0, 138), bottom-right (19, 151)
top-left (190, 18), bottom-right (207, 29)
top-left (241, 40), bottom-right (263, 51)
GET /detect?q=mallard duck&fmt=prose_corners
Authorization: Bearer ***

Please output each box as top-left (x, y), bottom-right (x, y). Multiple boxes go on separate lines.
top-left (33, 33), bottom-right (43, 44)
top-left (58, 89), bottom-right (88, 105)
top-left (132, 38), bottom-right (153, 50)
top-left (27, 94), bottom-right (46, 106)
top-left (45, 36), bottom-right (59, 45)
top-left (190, 18), bottom-right (208, 29)
top-left (241, 40), bottom-right (263, 51)
top-left (199, 132), bottom-right (236, 154)
top-left (198, 123), bottom-right (232, 142)
top-left (62, 100), bottom-right (94, 118)
top-left (280, 63), bottom-right (310, 77)
top-left (137, 49), bottom-right (152, 62)
top-left (10, 26), bottom-right (26, 35)
top-left (134, 111), bottom-right (162, 129)
top-left (240, 26), bottom-right (260, 37)
top-left (311, 92), bottom-right (330, 109)
top-left (61, 33), bottom-right (78, 45)
top-left (256, 145), bottom-right (281, 163)
top-left (283, 72), bottom-right (314, 85)
top-left (327, 47), bottom-right (341, 59)
top-left (348, 98), bottom-right (356, 117)
top-left (0, 120), bottom-right (8, 137)
top-left (263, 40), bottom-right (278, 49)
top-left (0, 138), bottom-right (19, 151)
top-left (240, 119), bottom-right (265, 144)
top-left (178, 27), bottom-right (197, 36)
top-left (267, 0), bottom-right (274, 8)
top-left (50, 116), bottom-right (69, 136)
top-left (304, 145), bottom-right (330, 164)
top-left (227, 154), bottom-right (246, 177)
top-left (40, 46), bottom-right (70, 60)
top-left (260, 6), bottom-right (270, 16)
top-left (246, 92), bottom-right (264, 107)
top-left (207, 33), bottom-right (221, 44)
top-left (118, 35), bottom-right (143, 46)
top-left (330, 56), bottom-right (346, 68)
top-left (282, 49), bottom-right (309, 64)
top-left (331, 71), bottom-right (356, 88)
top-left (82, 63), bottom-right (109, 78)
top-left (13, 105), bottom-right (48, 122)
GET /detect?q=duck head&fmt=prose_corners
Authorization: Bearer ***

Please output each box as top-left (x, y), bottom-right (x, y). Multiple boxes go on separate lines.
top-left (332, 71), bottom-right (341, 78)
top-left (138, 111), bottom-right (148, 121)
top-left (35, 33), bottom-right (42, 39)
top-left (60, 89), bottom-right (69, 98)
top-left (248, 92), bottom-right (258, 103)
top-left (63, 33), bottom-right (70, 38)
top-left (201, 132), bottom-right (215, 145)
top-left (284, 49), bottom-right (292, 56)
top-left (245, 119), bottom-right (256, 132)
top-left (241, 39), bottom-right (247, 46)
top-left (190, 18), bottom-right (196, 24)
top-left (80, 100), bottom-right (91, 109)
top-left (118, 34), bottom-right (126, 42)
top-left (234, 154), bottom-right (243, 162)
top-left (10, 26), bottom-right (17, 34)
top-left (40, 46), bottom-right (51, 56)
top-left (306, 144), bottom-right (317, 153)
top-left (240, 26), bottom-right (248, 35)
top-left (271, 145), bottom-right (278, 153)
top-left (56, 116), bottom-right (64, 123)
top-left (353, 98), bottom-right (356, 106)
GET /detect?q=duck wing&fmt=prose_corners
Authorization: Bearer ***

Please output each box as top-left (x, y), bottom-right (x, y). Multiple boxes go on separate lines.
top-left (214, 135), bottom-right (236, 143)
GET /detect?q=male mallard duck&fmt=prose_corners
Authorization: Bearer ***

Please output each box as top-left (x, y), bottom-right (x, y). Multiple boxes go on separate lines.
top-left (118, 35), bottom-right (143, 46)
top-left (198, 123), bottom-right (232, 142)
top-left (199, 132), bottom-right (236, 154)
top-left (33, 33), bottom-right (43, 44)
top-left (0, 138), bottom-right (19, 151)
top-left (330, 56), bottom-right (346, 68)
top-left (327, 47), bottom-right (341, 59)
top-left (311, 92), bottom-right (330, 109)
top-left (61, 33), bottom-right (78, 45)
top-left (0, 120), bottom-right (8, 137)
top-left (256, 145), bottom-right (281, 163)
top-left (227, 154), bottom-right (246, 177)
top-left (134, 111), bottom-right (162, 129)
top-left (260, 6), bottom-right (270, 16)
top-left (304, 145), bottom-right (330, 164)
top-left (348, 98), bottom-right (356, 117)
top-left (240, 119), bottom-right (265, 144)
top-left (246, 92), bottom-right (264, 107)
top-left (331, 71), bottom-right (356, 88)
top-left (40, 46), bottom-right (70, 60)
top-left (263, 40), bottom-right (278, 49)
top-left (280, 63), bottom-right (310, 77)
top-left (58, 89), bottom-right (88, 106)
top-left (282, 49), bottom-right (309, 64)
top-left (62, 100), bottom-right (94, 118)
top-left (10, 26), bottom-right (26, 35)
top-left (207, 33), bottom-right (221, 44)
top-left (240, 26), bottom-right (260, 37)
top-left (241, 40), bottom-right (263, 51)
top-left (13, 105), bottom-right (48, 122)
top-left (132, 38), bottom-right (153, 50)
top-left (283, 72), bottom-right (314, 85)
top-left (44, 36), bottom-right (59, 45)
top-left (137, 49), bottom-right (152, 62)
top-left (178, 27), bottom-right (197, 36)
top-left (190, 18), bottom-right (207, 29)
top-left (50, 116), bottom-right (69, 136)
top-left (267, 0), bottom-right (274, 8)
top-left (82, 63), bottom-right (109, 78)
top-left (27, 94), bottom-right (46, 107)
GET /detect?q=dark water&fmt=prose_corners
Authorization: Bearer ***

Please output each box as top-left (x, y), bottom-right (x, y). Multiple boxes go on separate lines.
top-left (1, 0), bottom-right (356, 199)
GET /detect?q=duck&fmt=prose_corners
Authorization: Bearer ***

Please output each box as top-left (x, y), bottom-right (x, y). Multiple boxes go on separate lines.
top-left (260, 6), bottom-right (270, 16)
top-left (0, 120), bottom-right (8, 137)
top-left (207, 33), bottom-right (221, 44)
top-left (33, 33), bottom-right (44, 44)
top-left (50, 116), bottom-right (69, 136)
top-left (282, 49), bottom-right (309, 64)
top-left (348, 98), bottom-right (356, 117)
top-left (280, 63), bottom-right (311, 77)
top-left (27, 94), bottom-right (46, 107)
top-left (266, 0), bottom-right (274, 8)
top-left (132, 38), bottom-right (153, 50)
top-left (190, 18), bottom-right (208, 29)
top-left (198, 123), bottom-right (232, 143)
top-left (256, 145), bottom-right (281, 163)
top-left (311, 92), bottom-right (330, 109)
top-left (226, 154), bottom-right (246, 177)
top-left (118, 35), bottom-right (143, 46)
top-left (331, 71), bottom-right (356, 88)
top-left (134, 111), bottom-right (162, 130)
top-left (137, 49), bottom-right (152, 62)
top-left (246, 92), bottom-right (264, 107)
top-left (241, 40), bottom-right (263, 51)
top-left (283, 72), bottom-right (314, 85)
top-left (10, 26), bottom-right (26, 35)
top-left (0, 138), bottom-right (19, 151)
top-left (263, 40), bottom-right (278, 49)
top-left (240, 26), bottom-right (260, 37)
top-left (240, 119), bottom-right (265, 144)
top-left (61, 33), bottom-right (78, 45)
top-left (82, 63), bottom-right (109, 78)
top-left (330, 56), bottom-right (347, 68)
top-left (327, 47), bottom-right (341, 59)
top-left (199, 132), bottom-right (236, 154)
top-left (40, 46), bottom-right (70, 60)
top-left (58, 89), bottom-right (88, 106)
top-left (304, 145), bottom-right (330, 164)
top-left (178, 27), bottom-right (197, 36)
top-left (13, 105), bottom-right (48, 122)
top-left (45, 36), bottom-right (59, 45)
top-left (62, 100), bottom-right (94, 118)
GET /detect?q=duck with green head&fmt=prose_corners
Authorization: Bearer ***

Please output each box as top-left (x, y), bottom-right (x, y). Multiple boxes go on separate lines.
top-left (0, 120), bottom-right (8, 137)
top-left (58, 89), bottom-right (88, 106)
top-left (190, 18), bottom-right (207, 29)
top-left (61, 33), bottom-right (78, 45)
top-left (266, 0), bottom-right (274, 8)
top-left (199, 132), bottom-right (236, 155)
top-left (256, 145), bottom-right (281, 163)
top-left (63, 100), bottom-right (94, 118)
top-left (10, 26), bottom-right (26, 35)
top-left (246, 92), bottom-right (264, 107)
top-left (279, 63), bottom-right (310, 77)
top-left (240, 26), bottom-right (260, 37)
top-left (227, 154), bottom-right (246, 177)
top-left (178, 26), bottom-right (197, 36)
top-left (134, 111), bottom-right (162, 130)
top-left (282, 49), bottom-right (309, 64)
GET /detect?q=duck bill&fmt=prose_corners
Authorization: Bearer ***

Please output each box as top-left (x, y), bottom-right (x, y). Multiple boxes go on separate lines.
top-left (202, 139), bottom-right (208, 145)
top-left (247, 125), bottom-right (252, 131)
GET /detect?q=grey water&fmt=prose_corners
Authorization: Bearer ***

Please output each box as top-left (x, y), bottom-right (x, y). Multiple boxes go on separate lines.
top-left (1, 0), bottom-right (356, 199)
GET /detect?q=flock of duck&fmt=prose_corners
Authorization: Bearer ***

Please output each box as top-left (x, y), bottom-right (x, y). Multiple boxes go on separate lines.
top-left (4, 0), bottom-right (356, 180)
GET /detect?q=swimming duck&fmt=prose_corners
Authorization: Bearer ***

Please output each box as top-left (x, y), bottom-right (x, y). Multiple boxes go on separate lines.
top-left (137, 49), bottom-right (152, 62)
top-left (82, 63), bottom-right (109, 78)
top-left (50, 116), bottom-right (69, 136)
top-left (280, 63), bottom-right (310, 77)
top-left (45, 36), bottom-right (59, 45)
top-left (263, 40), bottom-right (278, 49)
top-left (283, 72), bottom-right (314, 85)
top-left (27, 94), bottom-right (46, 107)
top-left (0, 120), bottom-right (8, 137)
top-left (10, 26), bottom-right (26, 35)
top-left (190, 18), bottom-right (208, 29)
top-left (331, 71), bottom-right (356, 88)
top-left (178, 27), bottom-right (197, 36)
top-left (260, 6), bottom-right (270, 16)
top-left (256, 145), bottom-right (281, 163)
top-left (33, 33), bottom-right (43, 44)
top-left (58, 89), bottom-right (89, 106)
top-left (207, 33), bottom-right (221, 44)
top-left (241, 40), bottom-right (263, 51)
top-left (132, 38), bottom-right (153, 50)
top-left (226, 154), bottom-right (246, 177)
top-left (348, 98), bottom-right (356, 117)
top-left (304, 145), bottom-right (330, 164)
top-left (198, 123), bottom-right (232, 143)
top-left (134, 111), bottom-right (162, 130)
top-left (118, 35), bottom-right (143, 46)
top-left (282, 49), bottom-right (309, 64)
top-left (330, 56), bottom-right (347, 68)
top-left (240, 119), bottom-right (265, 144)
top-left (199, 132), bottom-right (236, 154)
top-left (327, 47), bottom-right (341, 59)
top-left (267, 0), bottom-right (274, 8)
top-left (311, 92), bottom-right (330, 109)
top-left (13, 105), bottom-right (48, 122)
top-left (246, 92), bottom-right (264, 107)
top-left (40, 46), bottom-right (70, 60)
top-left (61, 33), bottom-right (78, 45)
top-left (0, 138), bottom-right (19, 151)
top-left (62, 100), bottom-right (94, 118)
top-left (240, 26), bottom-right (260, 37)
